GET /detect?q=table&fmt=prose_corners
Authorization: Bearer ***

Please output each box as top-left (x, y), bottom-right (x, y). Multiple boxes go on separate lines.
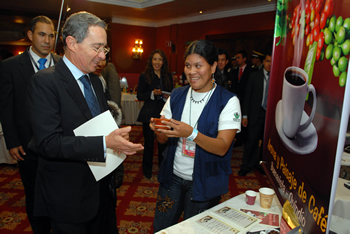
top-left (121, 93), bottom-right (143, 125)
top-left (341, 152), bottom-right (350, 166)
top-left (0, 123), bottom-right (16, 164)
top-left (328, 178), bottom-right (350, 234)
top-left (156, 193), bottom-right (282, 234)
top-left (333, 178), bottom-right (350, 219)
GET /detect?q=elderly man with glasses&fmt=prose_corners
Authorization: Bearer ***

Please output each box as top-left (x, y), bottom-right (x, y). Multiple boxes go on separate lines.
top-left (26, 11), bottom-right (143, 233)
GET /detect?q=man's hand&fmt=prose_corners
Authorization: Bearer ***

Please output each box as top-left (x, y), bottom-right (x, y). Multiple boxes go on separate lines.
top-left (242, 118), bottom-right (248, 128)
top-left (9, 146), bottom-right (25, 161)
top-left (105, 126), bottom-right (143, 155)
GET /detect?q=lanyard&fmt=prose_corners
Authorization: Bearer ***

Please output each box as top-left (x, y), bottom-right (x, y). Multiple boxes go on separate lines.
top-left (189, 83), bottom-right (215, 128)
top-left (28, 48), bottom-right (53, 71)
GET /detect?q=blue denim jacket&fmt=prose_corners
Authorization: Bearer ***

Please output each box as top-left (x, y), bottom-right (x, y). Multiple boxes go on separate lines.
top-left (158, 85), bottom-right (236, 201)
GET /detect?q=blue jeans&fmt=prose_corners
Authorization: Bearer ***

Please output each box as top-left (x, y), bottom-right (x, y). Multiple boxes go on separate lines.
top-left (153, 174), bottom-right (221, 232)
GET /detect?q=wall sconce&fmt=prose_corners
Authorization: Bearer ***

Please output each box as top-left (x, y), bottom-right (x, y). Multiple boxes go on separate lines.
top-left (132, 39), bottom-right (143, 60)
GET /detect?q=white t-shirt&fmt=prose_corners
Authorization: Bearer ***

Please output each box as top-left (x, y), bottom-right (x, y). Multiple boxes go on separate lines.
top-left (160, 86), bottom-right (241, 180)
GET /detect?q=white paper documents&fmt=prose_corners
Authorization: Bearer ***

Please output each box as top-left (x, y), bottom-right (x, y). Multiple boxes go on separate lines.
top-left (73, 110), bottom-right (126, 181)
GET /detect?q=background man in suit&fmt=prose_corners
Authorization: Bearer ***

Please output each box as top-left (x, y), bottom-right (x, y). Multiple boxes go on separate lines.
top-left (239, 53), bottom-right (272, 176)
top-left (227, 56), bottom-right (237, 72)
top-left (251, 50), bottom-right (264, 71)
top-left (229, 50), bottom-right (252, 146)
top-left (214, 48), bottom-right (231, 90)
top-left (101, 57), bottom-right (122, 109)
top-left (26, 11), bottom-right (143, 233)
top-left (97, 52), bottom-right (124, 188)
top-left (0, 15), bottom-right (60, 233)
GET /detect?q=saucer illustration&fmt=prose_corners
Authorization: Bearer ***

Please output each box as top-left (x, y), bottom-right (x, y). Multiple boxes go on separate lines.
top-left (275, 100), bottom-right (318, 154)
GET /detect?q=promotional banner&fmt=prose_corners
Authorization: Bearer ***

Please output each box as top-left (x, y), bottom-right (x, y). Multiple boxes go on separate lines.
top-left (264, 0), bottom-right (350, 233)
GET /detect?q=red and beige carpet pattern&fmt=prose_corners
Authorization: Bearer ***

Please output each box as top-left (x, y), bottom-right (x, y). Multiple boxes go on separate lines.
top-left (0, 126), bottom-right (271, 233)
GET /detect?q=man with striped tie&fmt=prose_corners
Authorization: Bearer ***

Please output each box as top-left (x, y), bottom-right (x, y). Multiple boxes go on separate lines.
top-left (0, 15), bottom-right (60, 233)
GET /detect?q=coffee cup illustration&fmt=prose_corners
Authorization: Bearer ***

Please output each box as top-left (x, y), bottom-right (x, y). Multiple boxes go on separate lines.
top-left (282, 66), bottom-right (316, 139)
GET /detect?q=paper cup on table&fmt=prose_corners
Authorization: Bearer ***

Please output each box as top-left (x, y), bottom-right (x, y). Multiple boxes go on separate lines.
top-left (245, 190), bottom-right (257, 205)
top-left (259, 187), bottom-right (275, 209)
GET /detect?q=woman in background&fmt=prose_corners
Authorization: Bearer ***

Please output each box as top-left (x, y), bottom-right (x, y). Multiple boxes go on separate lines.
top-left (150, 40), bottom-right (241, 231)
top-left (137, 49), bottom-right (173, 179)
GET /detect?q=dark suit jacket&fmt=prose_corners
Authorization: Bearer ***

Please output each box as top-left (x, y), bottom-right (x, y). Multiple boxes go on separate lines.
top-left (101, 63), bottom-right (121, 108)
top-left (136, 72), bottom-right (173, 123)
top-left (229, 65), bottom-right (252, 106)
top-left (26, 59), bottom-right (109, 223)
top-left (0, 49), bottom-right (61, 160)
top-left (242, 69), bottom-right (265, 126)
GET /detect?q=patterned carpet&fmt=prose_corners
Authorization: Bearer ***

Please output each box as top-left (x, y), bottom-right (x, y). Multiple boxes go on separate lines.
top-left (0, 125), bottom-right (271, 233)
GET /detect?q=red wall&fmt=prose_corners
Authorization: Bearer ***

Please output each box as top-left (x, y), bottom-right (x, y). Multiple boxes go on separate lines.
top-left (175, 11), bottom-right (276, 73)
top-left (110, 23), bottom-right (156, 74)
top-left (109, 11), bottom-right (276, 75)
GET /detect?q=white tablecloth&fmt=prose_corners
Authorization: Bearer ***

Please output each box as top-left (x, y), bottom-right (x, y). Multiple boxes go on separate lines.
top-left (121, 93), bottom-right (143, 125)
top-left (341, 152), bottom-right (350, 166)
top-left (0, 123), bottom-right (16, 164)
top-left (329, 178), bottom-right (350, 233)
top-left (156, 193), bottom-right (282, 234)
top-left (333, 178), bottom-right (350, 219)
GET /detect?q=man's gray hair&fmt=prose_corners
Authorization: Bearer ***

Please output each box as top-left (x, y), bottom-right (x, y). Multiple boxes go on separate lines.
top-left (62, 11), bottom-right (106, 47)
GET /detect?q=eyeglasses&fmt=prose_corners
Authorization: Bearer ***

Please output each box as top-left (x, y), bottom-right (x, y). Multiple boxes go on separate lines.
top-left (82, 41), bottom-right (110, 55)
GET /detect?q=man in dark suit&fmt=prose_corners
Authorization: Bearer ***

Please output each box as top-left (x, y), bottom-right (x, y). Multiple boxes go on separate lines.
top-left (214, 48), bottom-right (230, 90)
top-left (26, 12), bottom-right (143, 233)
top-left (229, 50), bottom-right (252, 146)
top-left (99, 54), bottom-right (124, 188)
top-left (0, 15), bottom-right (60, 233)
top-left (251, 50), bottom-right (264, 71)
top-left (238, 53), bottom-right (272, 176)
top-left (101, 60), bottom-right (122, 109)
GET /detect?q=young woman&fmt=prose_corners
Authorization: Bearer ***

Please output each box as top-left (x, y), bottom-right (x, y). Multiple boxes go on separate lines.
top-left (136, 49), bottom-right (173, 179)
top-left (150, 40), bottom-right (241, 231)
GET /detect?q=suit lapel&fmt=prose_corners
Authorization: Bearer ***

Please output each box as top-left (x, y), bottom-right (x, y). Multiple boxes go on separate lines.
top-left (56, 60), bottom-right (93, 120)
top-left (90, 74), bottom-right (108, 112)
top-left (18, 50), bottom-right (35, 84)
top-left (52, 53), bottom-right (61, 64)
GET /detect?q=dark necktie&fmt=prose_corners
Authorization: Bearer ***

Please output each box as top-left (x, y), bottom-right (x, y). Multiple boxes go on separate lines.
top-left (38, 58), bottom-right (47, 70)
top-left (79, 75), bottom-right (101, 117)
top-left (262, 72), bottom-right (270, 110)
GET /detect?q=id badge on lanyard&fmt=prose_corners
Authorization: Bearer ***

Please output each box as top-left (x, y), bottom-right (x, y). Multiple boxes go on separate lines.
top-left (182, 138), bottom-right (196, 158)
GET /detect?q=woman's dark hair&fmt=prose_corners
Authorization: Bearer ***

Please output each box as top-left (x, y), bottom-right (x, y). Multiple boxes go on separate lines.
top-left (144, 49), bottom-right (171, 90)
top-left (184, 40), bottom-right (218, 65)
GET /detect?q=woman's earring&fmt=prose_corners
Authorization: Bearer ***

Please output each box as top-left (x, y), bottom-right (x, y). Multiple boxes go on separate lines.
top-left (211, 73), bottom-right (215, 83)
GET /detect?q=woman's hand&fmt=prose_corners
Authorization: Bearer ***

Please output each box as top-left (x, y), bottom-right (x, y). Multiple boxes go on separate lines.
top-left (149, 117), bottom-right (157, 132)
top-left (157, 118), bottom-right (192, 138)
top-left (153, 89), bottom-right (163, 96)
top-left (150, 116), bottom-right (168, 144)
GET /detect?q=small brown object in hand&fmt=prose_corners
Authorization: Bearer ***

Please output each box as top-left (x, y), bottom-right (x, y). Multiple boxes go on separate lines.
top-left (153, 118), bottom-right (171, 130)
